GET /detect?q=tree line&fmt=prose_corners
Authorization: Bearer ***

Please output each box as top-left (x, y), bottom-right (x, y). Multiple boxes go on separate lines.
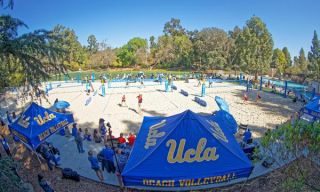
top-left (1, 10), bottom-right (320, 90)
top-left (82, 17), bottom-right (320, 81)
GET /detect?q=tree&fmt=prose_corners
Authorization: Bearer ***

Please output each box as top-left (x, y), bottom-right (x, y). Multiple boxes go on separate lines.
top-left (149, 36), bottom-right (156, 50)
top-left (271, 48), bottom-right (287, 76)
top-left (0, 157), bottom-right (28, 192)
top-left (0, 16), bottom-right (67, 89)
top-left (163, 18), bottom-right (186, 36)
top-left (298, 48), bottom-right (308, 73)
top-left (193, 28), bottom-right (231, 70)
top-left (153, 34), bottom-right (192, 69)
top-left (89, 42), bottom-right (118, 69)
top-left (117, 37), bottom-right (147, 67)
top-left (153, 35), bottom-right (176, 68)
top-left (282, 47), bottom-right (292, 69)
top-left (308, 30), bottom-right (320, 80)
top-left (228, 26), bottom-right (243, 74)
top-left (87, 35), bottom-right (98, 54)
top-left (51, 25), bottom-right (88, 70)
top-left (234, 16), bottom-right (274, 79)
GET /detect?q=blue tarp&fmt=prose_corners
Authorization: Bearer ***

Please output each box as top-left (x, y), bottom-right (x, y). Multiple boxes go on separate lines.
top-left (122, 110), bottom-right (253, 188)
top-left (301, 96), bottom-right (320, 121)
top-left (54, 101), bottom-right (70, 109)
top-left (215, 96), bottom-right (230, 112)
top-left (9, 102), bottom-right (74, 149)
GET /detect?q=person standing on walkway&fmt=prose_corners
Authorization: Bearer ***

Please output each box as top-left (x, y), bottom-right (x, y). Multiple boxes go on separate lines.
top-left (38, 174), bottom-right (54, 192)
top-left (0, 135), bottom-right (11, 157)
top-left (75, 129), bottom-right (85, 153)
top-left (72, 123), bottom-right (78, 138)
top-left (115, 149), bottom-right (127, 173)
top-left (88, 150), bottom-right (104, 182)
top-left (100, 144), bottom-right (115, 173)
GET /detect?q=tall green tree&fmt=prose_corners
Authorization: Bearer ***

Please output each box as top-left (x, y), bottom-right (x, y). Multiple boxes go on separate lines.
top-left (154, 34), bottom-right (192, 69)
top-left (271, 48), bottom-right (287, 76)
top-left (193, 28), bottom-right (231, 70)
top-left (235, 16), bottom-right (274, 79)
top-left (51, 25), bottom-right (88, 70)
top-left (87, 34), bottom-right (98, 54)
top-left (228, 26), bottom-right (243, 74)
top-left (298, 48), bottom-right (308, 73)
top-left (163, 18), bottom-right (186, 36)
top-left (117, 37), bottom-right (147, 67)
top-left (308, 30), bottom-right (320, 80)
top-left (282, 47), bottom-right (292, 69)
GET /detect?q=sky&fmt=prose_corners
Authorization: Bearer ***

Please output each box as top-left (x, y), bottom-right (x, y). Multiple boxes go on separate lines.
top-left (2, 0), bottom-right (320, 57)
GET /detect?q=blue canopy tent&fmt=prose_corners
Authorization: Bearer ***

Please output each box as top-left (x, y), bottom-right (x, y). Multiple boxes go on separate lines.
top-left (9, 102), bottom-right (74, 150)
top-left (122, 110), bottom-right (253, 190)
top-left (300, 96), bottom-right (320, 122)
top-left (215, 96), bottom-right (230, 112)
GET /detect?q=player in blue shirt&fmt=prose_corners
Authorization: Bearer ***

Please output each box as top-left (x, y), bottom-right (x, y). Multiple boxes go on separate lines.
top-left (88, 150), bottom-right (104, 182)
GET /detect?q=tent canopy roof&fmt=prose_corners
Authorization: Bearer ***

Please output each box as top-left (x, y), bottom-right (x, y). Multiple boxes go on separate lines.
top-left (9, 102), bottom-right (74, 149)
top-left (122, 110), bottom-right (252, 187)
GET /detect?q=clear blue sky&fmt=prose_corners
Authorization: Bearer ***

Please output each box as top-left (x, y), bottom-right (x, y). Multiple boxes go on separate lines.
top-left (2, 0), bottom-right (320, 57)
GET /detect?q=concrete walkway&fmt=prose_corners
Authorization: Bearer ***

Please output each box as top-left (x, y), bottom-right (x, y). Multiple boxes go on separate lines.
top-left (47, 134), bottom-right (120, 186)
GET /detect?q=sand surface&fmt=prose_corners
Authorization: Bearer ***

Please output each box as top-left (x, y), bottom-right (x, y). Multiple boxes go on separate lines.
top-left (1, 79), bottom-right (302, 139)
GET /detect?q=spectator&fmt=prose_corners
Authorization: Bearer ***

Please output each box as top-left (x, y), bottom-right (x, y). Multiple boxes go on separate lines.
top-left (128, 133), bottom-right (136, 147)
top-left (75, 129), bottom-right (85, 153)
top-left (84, 128), bottom-right (91, 141)
top-left (88, 150), bottom-right (104, 182)
top-left (100, 144), bottom-right (115, 173)
top-left (93, 129), bottom-right (102, 143)
top-left (99, 118), bottom-right (107, 138)
top-left (38, 174), bottom-right (54, 192)
top-left (71, 123), bottom-right (78, 138)
top-left (116, 149), bottom-right (127, 173)
top-left (243, 128), bottom-right (252, 144)
top-left (0, 135), bottom-right (11, 157)
top-left (118, 133), bottom-right (126, 145)
top-left (64, 126), bottom-right (71, 138)
top-left (39, 143), bottom-right (59, 170)
top-left (12, 112), bottom-right (17, 120)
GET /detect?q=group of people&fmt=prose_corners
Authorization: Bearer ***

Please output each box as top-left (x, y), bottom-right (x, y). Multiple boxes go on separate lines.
top-left (63, 118), bottom-right (136, 182)
top-left (37, 142), bottom-right (60, 171)
top-left (87, 132), bottom-right (136, 182)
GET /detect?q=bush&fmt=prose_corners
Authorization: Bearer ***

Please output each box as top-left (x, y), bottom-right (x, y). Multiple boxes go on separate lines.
top-left (0, 157), bottom-right (24, 192)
